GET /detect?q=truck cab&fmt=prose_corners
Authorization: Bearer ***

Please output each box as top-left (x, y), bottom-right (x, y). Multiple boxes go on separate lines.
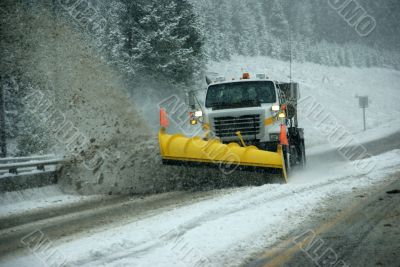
top-left (195, 73), bottom-right (299, 152)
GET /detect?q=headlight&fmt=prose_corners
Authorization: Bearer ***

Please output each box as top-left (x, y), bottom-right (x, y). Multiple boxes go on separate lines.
top-left (195, 110), bottom-right (203, 117)
top-left (272, 104), bottom-right (280, 111)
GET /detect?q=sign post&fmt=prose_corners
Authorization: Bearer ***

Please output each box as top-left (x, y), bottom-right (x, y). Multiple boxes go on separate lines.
top-left (358, 96), bottom-right (369, 132)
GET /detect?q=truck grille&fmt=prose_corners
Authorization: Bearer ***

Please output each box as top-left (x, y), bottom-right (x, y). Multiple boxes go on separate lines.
top-left (214, 115), bottom-right (261, 138)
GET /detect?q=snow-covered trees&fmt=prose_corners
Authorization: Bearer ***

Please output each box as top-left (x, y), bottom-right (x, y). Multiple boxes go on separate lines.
top-left (191, 0), bottom-right (400, 70)
top-left (102, 1), bottom-right (129, 70)
top-left (131, 1), bottom-right (202, 83)
top-left (97, 0), bottom-right (400, 73)
top-left (1, 76), bottom-right (21, 140)
top-left (100, 0), bottom-right (204, 85)
top-left (269, 0), bottom-right (289, 38)
top-left (0, 75), bottom-right (55, 156)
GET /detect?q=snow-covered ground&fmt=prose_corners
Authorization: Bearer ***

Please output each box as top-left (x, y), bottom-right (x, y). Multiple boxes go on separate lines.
top-left (0, 186), bottom-right (102, 218)
top-left (1, 149), bottom-right (399, 267)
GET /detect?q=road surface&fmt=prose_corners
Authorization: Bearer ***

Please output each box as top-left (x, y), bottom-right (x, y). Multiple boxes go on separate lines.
top-left (245, 176), bottom-right (400, 267)
top-left (0, 133), bottom-right (399, 266)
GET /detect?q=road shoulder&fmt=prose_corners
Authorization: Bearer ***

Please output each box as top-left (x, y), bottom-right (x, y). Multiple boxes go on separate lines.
top-left (245, 172), bottom-right (400, 267)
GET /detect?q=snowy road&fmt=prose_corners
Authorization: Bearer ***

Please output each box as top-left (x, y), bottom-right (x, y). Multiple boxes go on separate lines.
top-left (246, 177), bottom-right (400, 267)
top-left (0, 133), bottom-right (400, 267)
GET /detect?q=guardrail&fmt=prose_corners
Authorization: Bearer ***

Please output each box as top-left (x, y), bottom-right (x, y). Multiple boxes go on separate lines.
top-left (0, 154), bottom-right (57, 164)
top-left (0, 155), bottom-right (64, 176)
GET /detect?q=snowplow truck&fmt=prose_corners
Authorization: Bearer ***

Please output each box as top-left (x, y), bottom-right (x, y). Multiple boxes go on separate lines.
top-left (158, 73), bottom-right (306, 183)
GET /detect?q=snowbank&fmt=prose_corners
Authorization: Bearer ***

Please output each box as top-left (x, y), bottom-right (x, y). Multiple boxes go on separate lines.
top-left (0, 185), bottom-right (99, 218)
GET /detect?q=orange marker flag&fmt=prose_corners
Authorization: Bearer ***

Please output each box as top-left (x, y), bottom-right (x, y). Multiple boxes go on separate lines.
top-left (280, 124), bottom-right (289, 146)
top-left (160, 108), bottom-right (169, 128)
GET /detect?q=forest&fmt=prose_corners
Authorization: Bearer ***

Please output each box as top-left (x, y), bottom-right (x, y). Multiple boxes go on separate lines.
top-left (194, 0), bottom-right (400, 68)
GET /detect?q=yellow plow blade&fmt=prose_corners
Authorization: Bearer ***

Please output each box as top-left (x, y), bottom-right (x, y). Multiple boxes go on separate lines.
top-left (158, 128), bottom-right (287, 183)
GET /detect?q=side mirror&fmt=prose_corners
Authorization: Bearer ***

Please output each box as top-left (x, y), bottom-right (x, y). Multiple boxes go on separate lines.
top-left (206, 76), bottom-right (212, 85)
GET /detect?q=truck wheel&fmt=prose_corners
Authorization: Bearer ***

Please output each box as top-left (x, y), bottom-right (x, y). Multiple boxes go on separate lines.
top-left (260, 142), bottom-right (278, 152)
top-left (283, 146), bottom-right (291, 176)
top-left (299, 141), bottom-right (306, 169)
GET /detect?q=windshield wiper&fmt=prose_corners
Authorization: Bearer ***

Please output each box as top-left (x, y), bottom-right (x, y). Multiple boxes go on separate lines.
top-left (210, 102), bottom-right (227, 108)
top-left (241, 100), bottom-right (261, 106)
top-left (211, 100), bottom-right (261, 110)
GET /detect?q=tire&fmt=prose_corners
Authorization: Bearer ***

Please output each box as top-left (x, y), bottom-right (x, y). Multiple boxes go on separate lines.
top-left (298, 142), bottom-right (306, 169)
top-left (283, 146), bottom-right (291, 176)
top-left (259, 142), bottom-right (278, 152)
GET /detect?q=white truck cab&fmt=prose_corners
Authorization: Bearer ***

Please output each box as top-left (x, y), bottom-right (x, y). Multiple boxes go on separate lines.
top-left (204, 78), bottom-right (281, 146)
top-left (190, 73), bottom-right (300, 152)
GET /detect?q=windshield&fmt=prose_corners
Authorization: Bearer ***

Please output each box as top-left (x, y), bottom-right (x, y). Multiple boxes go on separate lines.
top-left (205, 81), bottom-right (276, 109)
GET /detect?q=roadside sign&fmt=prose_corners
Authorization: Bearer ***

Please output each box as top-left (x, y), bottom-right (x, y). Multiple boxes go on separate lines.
top-left (359, 96), bottom-right (369, 108)
top-left (357, 96), bottom-right (369, 131)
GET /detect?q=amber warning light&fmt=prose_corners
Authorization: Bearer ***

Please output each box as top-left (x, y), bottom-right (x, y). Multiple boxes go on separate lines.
top-left (242, 73), bottom-right (250, 79)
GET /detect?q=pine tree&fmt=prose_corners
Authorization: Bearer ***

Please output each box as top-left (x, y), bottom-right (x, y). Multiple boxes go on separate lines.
top-left (269, 0), bottom-right (288, 38)
top-left (120, 0), bottom-right (204, 85)
top-left (317, 40), bottom-right (331, 65)
top-left (268, 0), bottom-right (289, 59)
top-left (216, 0), bottom-right (234, 60)
top-left (2, 76), bottom-right (21, 140)
top-left (103, 1), bottom-right (131, 72)
top-left (253, 0), bottom-right (268, 56)
top-left (202, 1), bottom-right (220, 60)
top-left (291, 0), bottom-right (314, 41)
top-left (230, 0), bottom-right (247, 55)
